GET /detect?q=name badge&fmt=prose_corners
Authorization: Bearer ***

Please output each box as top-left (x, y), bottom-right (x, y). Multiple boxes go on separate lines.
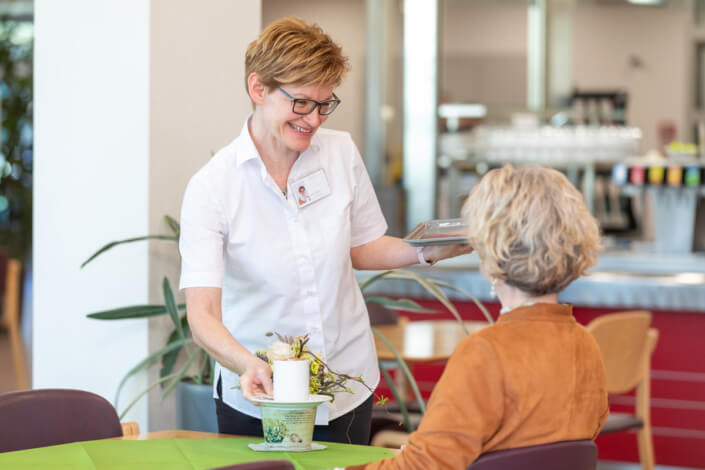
top-left (290, 169), bottom-right (331, 208)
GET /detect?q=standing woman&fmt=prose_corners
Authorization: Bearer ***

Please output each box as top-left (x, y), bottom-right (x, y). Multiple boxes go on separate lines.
top-left (179, 17), bottom-right (469, 444)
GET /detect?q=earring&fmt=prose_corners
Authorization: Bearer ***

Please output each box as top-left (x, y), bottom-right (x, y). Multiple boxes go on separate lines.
top-left (489, 278), bottom-right (497, 298)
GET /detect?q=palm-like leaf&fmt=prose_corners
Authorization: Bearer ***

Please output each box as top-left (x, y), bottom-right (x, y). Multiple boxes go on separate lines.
top-left (115, 337), bottom-right (193, 409)
top-left (361, 269), bottom-right (470, 334)
top-left (162, 277), bottom-right (184, 338)
top-left (160, 347), bottom-right (200, 400)
top-left (431, 279), bottom-right (494, 324)
top-left (379, 363), bottom-right (413, 432)
top-left (87, 304), bottom-right (185, 320)
top-left (118, 371), bottom-right (181, 420)
top-left (80, 235), bottom-right (178, 268)
top-left (160, 316), bottom-right (191, 382)
top-left (365, 297), bottom-right (437, 313)
top-left (371, 326), bottom-right (426, 415)
top-left (164, 215), bottom-right (180, 236)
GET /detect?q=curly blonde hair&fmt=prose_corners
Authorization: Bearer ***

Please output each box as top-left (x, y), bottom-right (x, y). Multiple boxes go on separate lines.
top-left (461, 165), bottom-right (601, 296)
top-left (245, 17), bottom-right (350, 92)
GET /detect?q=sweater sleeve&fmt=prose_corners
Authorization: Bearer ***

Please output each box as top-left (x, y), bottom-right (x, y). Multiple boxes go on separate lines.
top-left (353, 335), bottom-right (505, 470)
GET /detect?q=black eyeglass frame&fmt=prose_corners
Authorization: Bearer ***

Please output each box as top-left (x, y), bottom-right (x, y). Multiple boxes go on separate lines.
top-left (277, 87), bottom-right (341, 116)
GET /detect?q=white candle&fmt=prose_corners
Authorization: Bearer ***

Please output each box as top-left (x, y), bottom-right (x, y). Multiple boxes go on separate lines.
top-left (273, 359), bottom-right (310, 402)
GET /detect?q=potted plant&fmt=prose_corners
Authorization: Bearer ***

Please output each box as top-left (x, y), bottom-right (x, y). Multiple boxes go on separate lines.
top-left (81, 216), bottom-right (216, 431)
top-left (82, 216), bottom-right (492, 432)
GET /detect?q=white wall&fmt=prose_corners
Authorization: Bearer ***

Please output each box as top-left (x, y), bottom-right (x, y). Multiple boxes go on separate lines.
top-left (34, 0), bottom-right (262, 431)
top-left (572, 1), bottom-right (690, 152)
top-left (148, 0), bottom-right (261, 431)
top-left (442, 0), bottom-right (527, 56)
top-left (263, 0), bottom-right (366, 151)
top-left (34, 0), bottom-right (150, 426)
top-left (441, 0), bottom-right (528, 107)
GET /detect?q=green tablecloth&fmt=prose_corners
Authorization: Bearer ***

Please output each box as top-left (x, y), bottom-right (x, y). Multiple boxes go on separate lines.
top-left (0, 437), bottom-right (394, 470)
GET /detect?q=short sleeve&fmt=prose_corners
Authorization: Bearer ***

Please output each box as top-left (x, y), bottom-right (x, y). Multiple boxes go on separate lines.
top-left (178, 171), bottom-right (226, 290)
top-left (349, 139), bottom-right (387, 247)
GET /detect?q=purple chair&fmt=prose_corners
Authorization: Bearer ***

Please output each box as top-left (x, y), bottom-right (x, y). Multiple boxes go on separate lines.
top-left (0, 388), bottom-right (124, 453)
top-left (468, 439), bottom-right (597, 470)
top-left (210, 461), bottom-right (295, 470)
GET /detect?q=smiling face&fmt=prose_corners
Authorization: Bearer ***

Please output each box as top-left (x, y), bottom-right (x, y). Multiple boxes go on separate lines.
top-left (258, 82), bottom-right (334, 155)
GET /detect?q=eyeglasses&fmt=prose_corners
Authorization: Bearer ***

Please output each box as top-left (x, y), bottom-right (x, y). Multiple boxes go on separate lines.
top-left (277, 87), bottom-right (341, 116)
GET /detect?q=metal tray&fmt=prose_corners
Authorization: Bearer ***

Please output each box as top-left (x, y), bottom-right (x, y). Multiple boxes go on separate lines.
top-left (403, 218), bottom-right (469, 247)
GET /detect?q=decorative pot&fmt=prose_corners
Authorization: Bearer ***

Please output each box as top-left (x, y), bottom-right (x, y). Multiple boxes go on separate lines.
top-left (176, 381), bottom-right (217, 433)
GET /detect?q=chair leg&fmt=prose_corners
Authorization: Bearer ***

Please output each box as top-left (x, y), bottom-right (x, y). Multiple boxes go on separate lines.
top-left (3, 259), bottom-right (27, 390)
top-left (635, 329), bottom-right (658, 470)
top-left (8, 320), bottom-right (28, 390)
top-left (636, 424), bottom-right (655, 470)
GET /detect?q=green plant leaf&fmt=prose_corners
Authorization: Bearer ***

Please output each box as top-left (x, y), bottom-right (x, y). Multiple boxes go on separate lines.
top-left (160, 329), bottom-right (181, 382)
top-left (162, 277), bottom-right (184, 339)
top-left (431, 280), bottom-right (494, 324)
top-left (87, 304), bottom-right (185, 320)
top-left (358, 270), bottom-right (397, 292)
top-left (379, 362), bottom-right (413, 432)
top-left (371, 326), bottom-right (426, 415)
top-left (115, 337), bottom-right (193, 409)
top-left (118, 371), bottom-right (181, 420)
top-left (80, 235), bottom-right (178, 268)
top-left (363, 269), bottom-right (470, 335)
top-left (191, 351), bottom-right (211, 385)
top-left (161, 347), bottom-right (200, 400)
top-left (164, 215), bottom-right (180, 236)
top-left (160, 316), bottom-right (191, 381)
top-left (365, 297), bottom-right (437, 313)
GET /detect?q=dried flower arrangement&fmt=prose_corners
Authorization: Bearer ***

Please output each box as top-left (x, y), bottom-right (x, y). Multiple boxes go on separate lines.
top-left (256, 332), bottom-right (372, 400)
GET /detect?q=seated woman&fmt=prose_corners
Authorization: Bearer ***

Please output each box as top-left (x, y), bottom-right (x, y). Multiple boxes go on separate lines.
top-left (351, 165), bottom-right (608, 470)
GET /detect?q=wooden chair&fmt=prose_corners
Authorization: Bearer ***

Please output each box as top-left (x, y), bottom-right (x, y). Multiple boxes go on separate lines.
top-left (586, 311), bottom-right (658, 470)
top-left (469, 439), bottom-right (597, 470)
top-left (0, 388), bottom-right (139, 452)
top-left (0, 257), bottom-right (28, 390)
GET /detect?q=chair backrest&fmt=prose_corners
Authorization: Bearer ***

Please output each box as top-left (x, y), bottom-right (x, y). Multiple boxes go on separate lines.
top-left (469, 439), bottom-right (597, 470)
top-left (210, 461), bottom-right (295, 470)
top-left (0, 389), bottom-right (123, 453)
top-left (586, 311), bottom-right (652, 394)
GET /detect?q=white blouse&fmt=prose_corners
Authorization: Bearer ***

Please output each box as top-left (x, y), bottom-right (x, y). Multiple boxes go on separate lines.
top-left (179, 119), bottom-right (386, 423)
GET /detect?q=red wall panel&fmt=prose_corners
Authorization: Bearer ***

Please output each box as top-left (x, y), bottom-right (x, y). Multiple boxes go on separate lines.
top-left (372, 298), bottom-right (705, 468)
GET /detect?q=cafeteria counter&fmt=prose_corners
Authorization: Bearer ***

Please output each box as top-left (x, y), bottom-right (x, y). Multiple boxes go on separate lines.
top-left (358, 250), bottom-right (705, 312)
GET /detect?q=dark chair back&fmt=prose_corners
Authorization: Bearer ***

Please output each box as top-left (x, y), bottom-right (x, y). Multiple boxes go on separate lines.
top-left (468, 440), bottom-right (597, 470)
top-left (210, 461), bottom-right (295, 470)
top-left (0, 388), bottom-right (123, 453)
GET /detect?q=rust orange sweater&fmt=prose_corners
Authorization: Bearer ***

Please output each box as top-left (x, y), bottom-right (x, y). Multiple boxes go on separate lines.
top-left (352, 303), bottom-right (608, 470)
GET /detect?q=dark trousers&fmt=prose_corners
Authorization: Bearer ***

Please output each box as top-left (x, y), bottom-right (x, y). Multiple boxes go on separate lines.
top-left (215, 376), bottom-right (373, 445)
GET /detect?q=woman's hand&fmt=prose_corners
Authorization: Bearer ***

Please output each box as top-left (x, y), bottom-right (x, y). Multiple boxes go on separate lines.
top-left (238, 355), bottom-right (274, 401)
top-left (421, 243), bottom-right (474, 265)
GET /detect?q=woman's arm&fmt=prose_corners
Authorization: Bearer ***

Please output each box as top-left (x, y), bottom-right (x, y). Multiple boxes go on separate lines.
top-left (348, 337), bottom-right (504, 470)
top-left (184, 287), bottom-right (273, 399)
top-left (350, 235), bottom-right (473, 271)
